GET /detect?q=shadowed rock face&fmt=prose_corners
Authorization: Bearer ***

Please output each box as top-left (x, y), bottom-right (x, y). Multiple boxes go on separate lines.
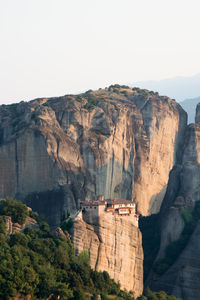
top-left (147, 104), bottom-right (200, 300)
top-left (195, 102), bottom-right (200, 125)
top-left (149, 222), bottom-right (200, 300)
top-left (0, 87), bottom-right (187, 225)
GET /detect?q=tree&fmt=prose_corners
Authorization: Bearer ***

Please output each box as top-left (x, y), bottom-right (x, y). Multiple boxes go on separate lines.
top-left (0, 216), bottom-right (6, 234)
top-left (0, 198), bottom-right (28, 225)
top-left (73, 289), bottom-right (86, 300)
top-left (53, 283), bottom-right (73, 299)
top-left (78, 250), bottom-right (90, 267)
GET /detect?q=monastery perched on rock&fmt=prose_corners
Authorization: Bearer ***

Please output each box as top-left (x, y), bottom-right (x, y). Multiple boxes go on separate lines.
top-left (73, 195), bottom-right (143, 295)
top-left (80, 195), bottom-right (139, 227)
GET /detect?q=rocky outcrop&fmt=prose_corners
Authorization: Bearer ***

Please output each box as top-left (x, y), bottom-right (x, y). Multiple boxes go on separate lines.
top-left (195, 102), bottom-right (200, 124)
top-left (0, 87), bottom-right (187, 225)
top-left (147, 104), bottom-right (200, 300)
top-left (3, 215), bottom-right (38, 235)
top-left (72, 211), bottom-right (143, 297)
top-left (50, 226), bottom-right (71, 239)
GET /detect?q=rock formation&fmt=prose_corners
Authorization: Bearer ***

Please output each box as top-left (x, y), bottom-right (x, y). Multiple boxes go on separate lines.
top-left (0, 87), bottom-right (187, 226)
top-left (0, 86), bottom-right (191, 298)
top-left (3, 215), bottom-right (38, 235)
top-left (147, 102), bottom-right (200, 300)
top-left (72, 208), bottom-right (143, 297)
top-left (150, 221), bottom-right (200, 300)
top-left (195, 102), bottom-right (200, 124)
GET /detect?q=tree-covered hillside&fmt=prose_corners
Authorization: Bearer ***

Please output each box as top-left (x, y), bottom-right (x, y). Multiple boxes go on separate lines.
top-left (0, 198), bottom-right (182, 300)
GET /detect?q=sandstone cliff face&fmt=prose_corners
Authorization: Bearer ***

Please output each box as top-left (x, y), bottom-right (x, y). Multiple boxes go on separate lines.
top-left (0, 87), bottom-right (187, 225)
top-left (147, 103), bottom-right (200, 300)
top-left (72, 211), bottom-right (143, 297)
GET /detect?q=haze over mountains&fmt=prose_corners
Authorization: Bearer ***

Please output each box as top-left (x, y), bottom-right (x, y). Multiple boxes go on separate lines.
top-left (134, 73), bottom-right (200, 102)
top-left (180, 96), bottom-right (200, 124)
top-left (133, 73), bottom-right (200, 123)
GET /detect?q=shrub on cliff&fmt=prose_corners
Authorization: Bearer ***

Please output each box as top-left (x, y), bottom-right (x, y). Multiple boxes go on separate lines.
top-left (0, 197), bottom-right (28, 225)
top-left (61, 218), bottom-right (73, 233)
top-left (83, 95), bottom-right (99, 110)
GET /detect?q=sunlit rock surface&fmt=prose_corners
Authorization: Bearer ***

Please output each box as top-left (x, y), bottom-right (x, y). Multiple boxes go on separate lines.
top-left (0, 87), bottom-right (187, 225)
top-left (72, 210), bottom-right (143, 297)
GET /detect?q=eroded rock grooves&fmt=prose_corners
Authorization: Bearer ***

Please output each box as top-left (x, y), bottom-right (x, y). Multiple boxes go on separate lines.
top-left (0, 86), bottom-right (188, 296)
top-left (0, 87), bottom-right (187, 225)
top-left (72, 208), bottom-right (143, 297)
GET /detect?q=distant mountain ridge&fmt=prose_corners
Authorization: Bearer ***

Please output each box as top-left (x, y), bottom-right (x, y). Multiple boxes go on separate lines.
top-left (180, 97), bottom-right (200, 124)
top-left (133, 73), bottom-right (200, 102)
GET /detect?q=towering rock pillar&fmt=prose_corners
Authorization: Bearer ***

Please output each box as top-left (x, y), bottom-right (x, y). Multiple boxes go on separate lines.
top-left (147, 102), bottom-right (200, 300)
top-left (72, 201), bottom-right (143, 298)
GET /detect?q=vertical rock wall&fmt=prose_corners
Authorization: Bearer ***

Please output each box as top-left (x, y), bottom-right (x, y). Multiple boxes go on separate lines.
top-left (72, 212), bottom-right (143, 298)
top-left (148, 102), bottom-right (200, 300)
top-left (0, 89), bottom-right (187, 224)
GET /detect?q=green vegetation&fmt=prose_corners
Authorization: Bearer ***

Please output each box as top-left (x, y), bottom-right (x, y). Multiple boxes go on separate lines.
top-left (42, 102), bottom-right (49, 107)
top-left (0, 198), bottom-right (135, 300)
top-left (120, 90), bottom-right (129, 96)
top-left (61, 218), bottom-right (74, 233)
top-left (131, 87), bottom-right (159, 97)
top-left (83, 94), bottom-right (100, 110)
top-left (108, 84), bottom-right (121, 90)
top-left (0, 197), bottom-right (29, 225)
top-left (139, 214), bottom-right (161, 280)
top-left (76, 95), bottom-right (83, 102)
top-left (0, 198), bottom-right (183, 299)
top-left (108, 84), bottom-right (129, 90)
top-left (153, 201), bottom-right (200, 275)
top-left (143, 287), bottom-right (182, 300)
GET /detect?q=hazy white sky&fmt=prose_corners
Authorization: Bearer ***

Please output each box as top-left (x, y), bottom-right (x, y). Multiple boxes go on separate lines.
top-left (1, 0), bottom-right (200, 104)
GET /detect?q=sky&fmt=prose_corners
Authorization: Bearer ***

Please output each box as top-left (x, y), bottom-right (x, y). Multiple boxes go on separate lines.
top-left (1, 0), bottom-right (200, 104)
